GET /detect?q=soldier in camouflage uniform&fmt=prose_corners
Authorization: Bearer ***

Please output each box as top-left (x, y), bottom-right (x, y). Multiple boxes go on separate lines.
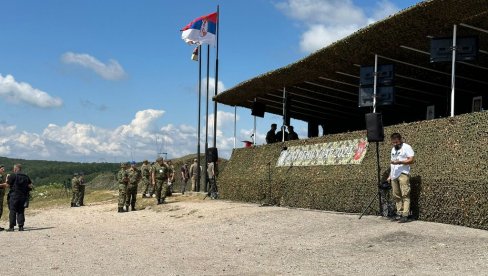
top-left (152, 157), bottom-right (169, 205)
top-left (117, 162), bottom-right (129, 213)
top-left (79, 172), bottom-right (85, 206)
top-left (71, 172), bottom-right (81, 207)
top-left (140, 160), bottom-right (152, 198)
top-left (166, 160), bottom-right (175, 196)
top-left (0, 165), bottom-right (6, 230)
top-left (125, 161), bottom-right (141, 211)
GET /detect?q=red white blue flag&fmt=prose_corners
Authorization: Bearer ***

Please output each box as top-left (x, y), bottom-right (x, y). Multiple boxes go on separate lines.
top-left (181, 12), bottom-right (217, 46)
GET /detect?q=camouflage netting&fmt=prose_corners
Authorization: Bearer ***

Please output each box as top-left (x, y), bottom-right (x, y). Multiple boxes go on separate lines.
top-left (218, 112), bottom-right (488, 230)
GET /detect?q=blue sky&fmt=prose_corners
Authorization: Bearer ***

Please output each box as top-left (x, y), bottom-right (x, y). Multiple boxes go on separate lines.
top-left (0, 0), bottom-right (420, 162)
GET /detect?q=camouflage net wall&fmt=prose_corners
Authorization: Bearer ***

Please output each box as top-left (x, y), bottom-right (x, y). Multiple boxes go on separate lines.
top-left (218, 112), bottom-right (488, 230)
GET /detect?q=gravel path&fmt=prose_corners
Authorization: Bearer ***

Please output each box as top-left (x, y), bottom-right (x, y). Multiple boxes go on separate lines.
top-left (1, 195), bottom-right (488, 275)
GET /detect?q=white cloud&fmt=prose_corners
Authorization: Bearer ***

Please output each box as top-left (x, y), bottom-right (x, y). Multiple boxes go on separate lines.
top-left (0, 74), bottom-right (63, 108)
top-left (0, 108), bottom-right (243, 162)
top-left (61, 52), bottom-right (127, 80)
top-left (276, 0), bottom-right (399, 52)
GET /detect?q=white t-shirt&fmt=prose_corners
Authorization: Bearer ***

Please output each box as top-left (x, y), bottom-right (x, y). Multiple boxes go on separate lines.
top-left (390, 143), bottom-right (414, 179)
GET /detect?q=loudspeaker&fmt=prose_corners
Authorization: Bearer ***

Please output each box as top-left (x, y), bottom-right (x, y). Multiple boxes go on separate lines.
top-left (308, 121), bottom-right (319, 138)
top-left (365, 113), bottom-right (384, 142)
top-left (251, 101), bottom-right (265, 117)
top-left (284, 96), bottom-right (292, 126)
top-left (206, 147), bottom-right (218, 163)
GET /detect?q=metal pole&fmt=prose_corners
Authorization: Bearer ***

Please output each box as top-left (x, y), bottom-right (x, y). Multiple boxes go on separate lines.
top-left (282, 86), bottom-right (286, 142)
top-left (450, 24), bottom-right (457, 117)
top-left (376, 142), bottom-right (382, 215)
top-left (233, 106), bottom-right (237, 149)
top-left (253, 115), bottom-right (257, 145)
top-left (204, 45), bottom-right (210, 193)
top-left (373, 54), bottom-right (378, 113)
top-left (196, 45), bottom-right (202, 192)
top-left (212, 5), bottom-right (220, 148)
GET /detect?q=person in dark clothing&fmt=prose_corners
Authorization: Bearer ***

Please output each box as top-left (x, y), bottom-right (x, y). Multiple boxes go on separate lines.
top-left (276, 126), bottom-right (289, 142)
top-left (266, 124), bottom-right (278, 144)
top-left (288, 125), bottom-right (299, 140)
top-left (3, 164), bottom-right (33, 232)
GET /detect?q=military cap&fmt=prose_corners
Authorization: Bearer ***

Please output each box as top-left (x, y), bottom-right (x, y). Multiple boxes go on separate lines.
top-left (156, 157), bottom-right (164, 162)
top-left (143, 160), bottom-right (149, 164)
top-left (73, 172), bottom-right (79, 176)
top-left (0, 164), bottom-right (4, 169)
top-left (120, 162), bottom-right (127, 167)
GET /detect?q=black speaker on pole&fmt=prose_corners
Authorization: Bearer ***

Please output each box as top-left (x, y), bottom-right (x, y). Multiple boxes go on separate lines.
top-left (206, 147), bottom-right (218, 163)
top-left (308, 121), bottom-right (319, 138)
top-left (365, 113), bottom-right (384, 142)
top-left (251, 101), bottom-right (266, 118)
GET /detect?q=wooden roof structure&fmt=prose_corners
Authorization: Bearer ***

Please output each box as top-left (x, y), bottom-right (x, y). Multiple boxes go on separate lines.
top-left (214, 0), bottom-right (488, 133)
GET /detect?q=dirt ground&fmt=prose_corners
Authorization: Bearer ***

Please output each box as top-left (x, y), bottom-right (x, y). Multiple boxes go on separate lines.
top-left (1, 194), bottom-right (488, 276)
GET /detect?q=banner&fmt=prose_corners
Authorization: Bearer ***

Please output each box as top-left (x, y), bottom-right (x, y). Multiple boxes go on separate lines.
top-left (276, 138), bottom-right (369, 167)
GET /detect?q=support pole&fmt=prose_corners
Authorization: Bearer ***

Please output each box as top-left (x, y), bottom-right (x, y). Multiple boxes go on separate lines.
top-left (282, 86), bottom-right (286, 142)
top-left (196, 45), bottom-right (202, 192)
top-left (450, 24), bottom-right (457, 117)
top-left (376, 142), bottom-right (382, 215)
top-left (212, 5), bottom-right (220, 148)
top-left (253, 115), bottom-right (257, 145)
top-left (233, 106), bottom-right (237, 149)
top-left (204, 45), bottom-right (210, 193)
top-left (373, 54), bottom-right (378, 113)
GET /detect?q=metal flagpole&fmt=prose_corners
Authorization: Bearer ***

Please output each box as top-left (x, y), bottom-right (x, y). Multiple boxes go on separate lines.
top-left (196, 45), bottom-right (202, 192)
top-left (373, 53), bottom-right (382, 215)
top-left (204, 45), bottom-right (210, 193)
top-left (212, 5), bottom-right (219, 148)
top-left (450, 24), bottom-right (457, 117)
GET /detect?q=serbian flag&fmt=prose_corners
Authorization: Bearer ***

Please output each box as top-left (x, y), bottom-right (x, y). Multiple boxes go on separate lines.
top-left (181, 12), bottom-right (217, 46)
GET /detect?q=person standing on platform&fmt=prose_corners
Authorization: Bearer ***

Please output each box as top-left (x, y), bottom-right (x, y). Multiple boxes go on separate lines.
top-left (276, 126), bottom-right (289, 142)
top-left (180, 162), bottom-right (190, 195)
top-left (288, 126), bottom-right (299, 140)
top-left (266, 124), bottom-right (278, 144)
top-left (387, 133), bottom-right (415, 223)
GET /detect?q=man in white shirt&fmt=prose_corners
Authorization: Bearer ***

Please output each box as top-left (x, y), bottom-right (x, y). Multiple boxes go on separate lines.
top-left (387, 133), bottom-right (415, 223)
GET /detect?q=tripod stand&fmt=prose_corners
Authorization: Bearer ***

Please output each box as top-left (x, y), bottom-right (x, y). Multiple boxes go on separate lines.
top-left (359, 141), bottom-right (382, 219)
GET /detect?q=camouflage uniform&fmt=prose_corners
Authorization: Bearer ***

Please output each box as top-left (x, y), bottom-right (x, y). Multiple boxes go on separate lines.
top-left (140, 161), bottom-right (152, 197)
top-left (71, 174), bottom-right (81, 207)
top-left (166, 162), bottom-right (175, 196)
top-left (125, 166), bottom-right (141, 211)
top-left (0, 173), bottom-right (5, 220)
top-left (79, 175), bottom-right (85, 206)
top-left (153, 159), bottom-right (168, 204)
top-left (117, 164), bottom-right (129, 212)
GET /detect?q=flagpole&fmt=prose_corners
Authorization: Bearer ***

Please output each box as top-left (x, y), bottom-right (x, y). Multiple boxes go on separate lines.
top-left (204, 45), bottom-right (210, 193)
top-left (196, 44), bottom-right (202, 192)
top-left (212, 5), bottom-right (219, 148)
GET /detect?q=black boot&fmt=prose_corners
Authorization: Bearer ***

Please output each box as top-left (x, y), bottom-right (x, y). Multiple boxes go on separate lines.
top-left (71, 203), bottom-right (75, 207)
top-left (125, 205), bottom-right (130, 212)
top-left (118, 207), bottom-right (124, 213)
top-left (19, 225), bottom-right (24, 231)
top-left (142, 194), bottom-right (147, 198)
top-left (131, 204), bottom-right (136, 211)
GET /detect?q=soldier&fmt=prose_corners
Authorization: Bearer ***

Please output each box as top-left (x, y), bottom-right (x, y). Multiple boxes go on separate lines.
top-left (180, 162), bottom-right (190, 195)
top-left (116, 162), bottom-right (129, 213)
top-left (140, 160), bottom-right (152, 198)
top-left (79, 172), bottom-right (86, 206)
top-left (152, 157), bottom-right (169, 205)
top-left (167, 160), bottom-right (175, 196)
top-left (288, 125), bottom-right (299, 140)
top-left (3, 164), bottom-right (33, 232)
top-left (71, 172), bottom-right (80, 207)
top-left (0, 165), bottom-right (6, 231)
top-left (189, 159), bottom-right (200, 192)
top-left (125, 161), bottom-right (141, 211)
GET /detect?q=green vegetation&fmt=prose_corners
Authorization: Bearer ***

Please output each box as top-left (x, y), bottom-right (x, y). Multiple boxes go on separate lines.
top-left (218, 112), bottom-right (488, 230)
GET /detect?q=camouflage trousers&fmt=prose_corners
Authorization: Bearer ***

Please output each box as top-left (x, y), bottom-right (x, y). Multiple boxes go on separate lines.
top-left (71, 184), bottom-right (80, 206)
top-left (79, 185), bottom-right (85, 205)
top-left (118, 183), bottom-right (128, 208)
top-left (154, 179), bottom-right (168, 201)
top-left (0, 188), bottom-right (5, 219)
top-left (125, 185), bottom-right (138, 207)
top-left (141, 177), bottom-right (152, 195)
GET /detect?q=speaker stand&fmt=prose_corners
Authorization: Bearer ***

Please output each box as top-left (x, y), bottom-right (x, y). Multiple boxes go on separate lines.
top-left (359, 141), bottom-right (383, 219)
